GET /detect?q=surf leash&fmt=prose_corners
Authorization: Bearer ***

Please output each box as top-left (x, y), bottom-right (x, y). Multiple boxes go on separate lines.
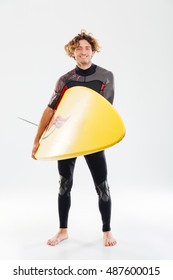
top-left (17, 117), bottom-right (38, 126)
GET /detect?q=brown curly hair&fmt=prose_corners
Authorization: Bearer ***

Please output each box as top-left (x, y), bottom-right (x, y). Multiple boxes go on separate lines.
top-left (64, 30), bottom-right (100, 57)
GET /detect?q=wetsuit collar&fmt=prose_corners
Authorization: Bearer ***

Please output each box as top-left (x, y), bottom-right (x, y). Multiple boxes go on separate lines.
top-left (75, 64), bottom-right (96, 76)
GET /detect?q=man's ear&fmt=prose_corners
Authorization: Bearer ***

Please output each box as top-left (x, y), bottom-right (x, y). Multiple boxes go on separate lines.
top-left (71, 51), bottom-right (76, 60)
top-left (91, 51), bottom-right (95, 58)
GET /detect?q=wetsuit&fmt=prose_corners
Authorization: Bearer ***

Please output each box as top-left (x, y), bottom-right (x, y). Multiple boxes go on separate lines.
top-left (48, 64), bottom-right (114, 232)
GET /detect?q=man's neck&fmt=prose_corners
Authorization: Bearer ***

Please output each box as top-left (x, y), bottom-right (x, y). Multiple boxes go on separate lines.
top-left (75, 64), bottom-right (96, 76)
top-left (76, 62), bottom-right (92, 70)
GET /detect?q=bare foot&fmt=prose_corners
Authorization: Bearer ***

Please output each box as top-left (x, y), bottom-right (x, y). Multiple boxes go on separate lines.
top-left (47, 229), bottom-right (68, 246)
top-left (103, 231), bottom-right (117, 247)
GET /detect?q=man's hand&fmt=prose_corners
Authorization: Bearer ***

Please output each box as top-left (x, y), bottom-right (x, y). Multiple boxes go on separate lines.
top-left (32, 142), bottom-right (40, 160)
top-left (31, 106), bottom-right (54, 160)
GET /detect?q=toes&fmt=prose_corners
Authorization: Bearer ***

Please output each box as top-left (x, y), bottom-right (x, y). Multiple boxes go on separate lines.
top-left (48, 241), bottom-right (55, 246)
top-left (47, 239), bottom-right (56, 246)
top-left (104, 239), bottom-right (117, 246)
top-left (47, 238), bottom-right (60, 246)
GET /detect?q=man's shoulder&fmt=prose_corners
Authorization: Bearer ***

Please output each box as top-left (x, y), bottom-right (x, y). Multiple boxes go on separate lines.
top-left (96, 65), bottom-right (113, 75)
top-left (59, 68), bottom-right (76, 81)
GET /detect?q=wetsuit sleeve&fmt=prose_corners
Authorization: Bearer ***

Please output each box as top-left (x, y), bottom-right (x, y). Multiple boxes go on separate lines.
top-left (48, 77), bottom-right (65, 110)
top-left (103, 71), bottom-right (114, 104)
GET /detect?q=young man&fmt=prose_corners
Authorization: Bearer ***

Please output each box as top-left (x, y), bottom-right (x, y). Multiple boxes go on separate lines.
top-left (32, 31), bottom-right (116, 247)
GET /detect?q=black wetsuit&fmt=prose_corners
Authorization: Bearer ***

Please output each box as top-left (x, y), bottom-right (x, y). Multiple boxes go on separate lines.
top-left (48, 64), bottom-right (114, 232)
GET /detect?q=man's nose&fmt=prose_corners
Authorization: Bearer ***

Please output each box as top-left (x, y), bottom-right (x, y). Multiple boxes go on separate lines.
top-left (81, 48), bottom-right (87, 54)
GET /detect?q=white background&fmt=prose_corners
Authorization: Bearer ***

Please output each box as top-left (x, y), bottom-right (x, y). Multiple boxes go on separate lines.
top-left (0, 0), bottom-right (173, 260)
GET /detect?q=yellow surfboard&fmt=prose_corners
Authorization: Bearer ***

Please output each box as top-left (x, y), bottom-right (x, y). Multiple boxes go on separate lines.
top-left (35, 86), bottom-right (125, 160)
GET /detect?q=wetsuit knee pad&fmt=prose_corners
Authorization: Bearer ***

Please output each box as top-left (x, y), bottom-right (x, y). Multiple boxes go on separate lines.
top-left (96, 180), bottom-right (110, 202)
top-left (58, 175), bottom-right (72, 197)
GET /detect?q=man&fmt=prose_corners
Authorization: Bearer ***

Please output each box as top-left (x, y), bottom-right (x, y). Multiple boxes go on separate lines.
top-left (32, 31), bottom-right (116, 247)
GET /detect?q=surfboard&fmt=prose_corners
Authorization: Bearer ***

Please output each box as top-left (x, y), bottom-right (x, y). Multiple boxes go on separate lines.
top-left (35, 86), bottom-right (125, 160)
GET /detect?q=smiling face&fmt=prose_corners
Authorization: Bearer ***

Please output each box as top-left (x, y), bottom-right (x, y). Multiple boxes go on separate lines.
top-left (73, 39), bottom-right (95, 69)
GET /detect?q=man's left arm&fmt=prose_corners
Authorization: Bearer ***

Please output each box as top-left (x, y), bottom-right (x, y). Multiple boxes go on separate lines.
top-left (103, 71), bottom-right (115, 104)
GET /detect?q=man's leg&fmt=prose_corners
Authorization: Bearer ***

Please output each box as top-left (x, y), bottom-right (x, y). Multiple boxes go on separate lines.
top-left (84, 151), bottom-right (117, 246)
top-left (47, 157), bottom-right (76, 246)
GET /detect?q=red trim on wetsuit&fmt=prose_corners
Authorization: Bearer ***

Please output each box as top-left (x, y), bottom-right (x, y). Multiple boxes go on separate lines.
top-left (54, 85), bottom-right (69, 110)
top-left (100, 83), bottom-right (105, 92)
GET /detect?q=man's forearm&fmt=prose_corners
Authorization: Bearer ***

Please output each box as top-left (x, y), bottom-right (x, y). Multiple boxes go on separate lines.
top-left (33, 107), bottom-right (54, 143)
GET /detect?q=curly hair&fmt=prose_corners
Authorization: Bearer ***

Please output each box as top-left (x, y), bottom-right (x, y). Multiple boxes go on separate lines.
top-left (64, 30), bottom-right (101, 57)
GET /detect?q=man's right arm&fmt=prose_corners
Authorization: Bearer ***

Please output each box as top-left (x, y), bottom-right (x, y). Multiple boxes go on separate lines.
top-left (32, 106), bottom-right (54, 159)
